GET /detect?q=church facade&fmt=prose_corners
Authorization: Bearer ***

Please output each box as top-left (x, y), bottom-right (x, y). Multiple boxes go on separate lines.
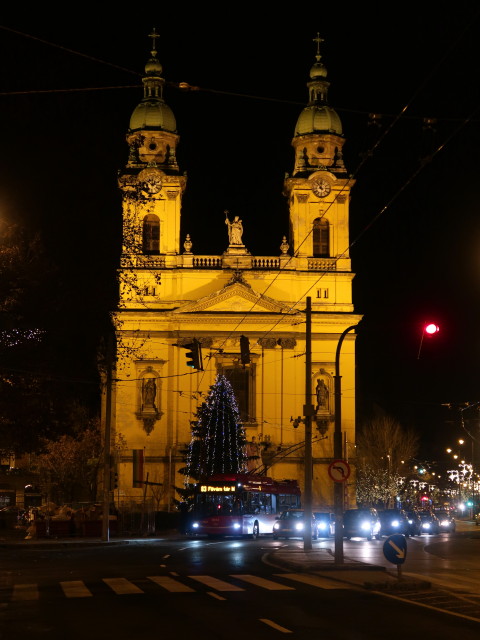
top-left (107, 34), bottom-right (362, 511)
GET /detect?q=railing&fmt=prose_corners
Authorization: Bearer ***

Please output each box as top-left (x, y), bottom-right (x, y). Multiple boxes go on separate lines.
top-left (121, 255), bottom-right (166, 268)
top-left (307, 258), bottom-right (337, 271)
top-left (192, 256), bottom-right (222, 268)
top-left (252, 257), bottom-right (281, 269)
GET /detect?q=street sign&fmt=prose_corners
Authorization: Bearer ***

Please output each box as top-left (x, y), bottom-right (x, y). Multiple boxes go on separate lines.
top-left (383, 534), bottom-right (407, 565)
top-left (328, 459), bottom-right (351, 483)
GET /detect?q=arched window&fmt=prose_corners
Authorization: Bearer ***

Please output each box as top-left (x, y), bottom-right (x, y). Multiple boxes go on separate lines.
top-left (142, 214), bottom-right (160, 254)
top-left (313, 217), bottom-right (329, 257)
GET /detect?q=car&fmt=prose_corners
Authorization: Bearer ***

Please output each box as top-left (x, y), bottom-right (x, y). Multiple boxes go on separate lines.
top-left (436, 511), bottom-right (456, 533)
top-left (378, 509), bottom-right (410, 536)
top-left (272, 509), bottom-right (318, 540)
top-left (475, 511), bottom-right (480, 526)
top-left (405, 510), bottom-right (422, 536)
top-left (418, 511), bottom-right (440, 535)
top-left (343, 508), bottom-right (381, 540)
top-left (313, 512), bottom-right (335, 537)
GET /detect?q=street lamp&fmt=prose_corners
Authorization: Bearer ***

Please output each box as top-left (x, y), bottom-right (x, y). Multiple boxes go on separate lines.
top-left (333, 324), bottom-right (358, 565)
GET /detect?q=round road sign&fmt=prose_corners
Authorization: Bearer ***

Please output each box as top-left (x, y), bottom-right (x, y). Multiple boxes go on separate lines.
top-left (328, 459), bottom-right (351, 483)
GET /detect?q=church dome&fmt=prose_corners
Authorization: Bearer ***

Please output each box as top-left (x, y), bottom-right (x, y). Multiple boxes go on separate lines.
top-left (310, 61), bottom-right (327, 79)
top-left (294, 105), bottom-right (342, 136)
top-left (129, 100), bottom-right (177, 133)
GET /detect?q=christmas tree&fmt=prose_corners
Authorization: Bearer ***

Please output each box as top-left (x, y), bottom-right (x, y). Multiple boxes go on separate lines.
top-left (177, 374), bottom-right (250, 501)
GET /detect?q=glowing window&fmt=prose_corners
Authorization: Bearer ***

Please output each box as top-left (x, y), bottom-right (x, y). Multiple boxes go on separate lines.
top-left (142, 214), bottom-right (160, 254)
top-left (313, 218), bottom-right (329, 257)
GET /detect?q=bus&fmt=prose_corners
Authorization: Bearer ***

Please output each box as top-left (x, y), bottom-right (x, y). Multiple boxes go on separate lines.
top-left (188, 473), bottom-right (301, 538)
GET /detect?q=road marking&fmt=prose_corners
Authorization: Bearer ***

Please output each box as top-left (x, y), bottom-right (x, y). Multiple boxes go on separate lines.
top-left (230, 574), bottom-right (295, 590)
top-left (208, 591), bottom-right (226, 600)
top-left (162, 554), bottom-right (170, 559)
top-left (188, 575), bottom-right (245, 591)
top-left (12, 584), bottom-right (38, 601)
top-left (60, 581), bottom-right (92, 598)
top-left (147, 576), bottom-right (195, 592)
top-left (102, 578), bottom-right (143, 594)
top-left (260, 618), bottom-right (292, 633)
top-left (274, 573), bottom-right (354, 590)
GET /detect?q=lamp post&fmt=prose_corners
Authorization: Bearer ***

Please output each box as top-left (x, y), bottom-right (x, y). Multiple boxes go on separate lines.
top-left (333, 324), bottom-right (358, 564)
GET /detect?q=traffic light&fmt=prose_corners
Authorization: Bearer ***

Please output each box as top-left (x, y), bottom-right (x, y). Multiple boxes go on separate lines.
top-left (184, 338), bottom-right (203, 371)
top-left (424, 323), bottom-right (440, 336)
top-left (240, 335), bottom-right (250, 365)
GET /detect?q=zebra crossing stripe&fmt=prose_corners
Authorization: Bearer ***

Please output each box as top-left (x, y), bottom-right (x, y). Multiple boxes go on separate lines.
top-left (274, 573), bottom-right (353, 590)
top-left (188, 575), bottom-right (245, 591)
top-left (12, 584), bottom-right (38, 601)
top-left (60, 581), bottom-right (93, 598)
top-left (147, 576), bottom-right (195, 592)
top-left (230, 574), bottom-right (295, 590)
top-left (102, 578), bottom-right (144, 594)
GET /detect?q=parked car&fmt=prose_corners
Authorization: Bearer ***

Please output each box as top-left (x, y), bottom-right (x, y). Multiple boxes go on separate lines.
top-left (405, 510), bottom-right (422, 536)
top-left (343, 508), bottom-right (381, 540)
top-left (313, 512), bottom-right (335, 537)
top-left (272, 510), bottom-right (318, 540)
top-left (436, 511), bottom-right (456, 533)
top-left (378, 509), bottom-right (410, 536)
top-left (419, 511), bottom-right (440, 535)
top-left (475, 511), bottom-right (480, 526)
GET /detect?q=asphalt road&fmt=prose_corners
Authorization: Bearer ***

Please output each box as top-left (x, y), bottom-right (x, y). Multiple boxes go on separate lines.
top-left (1, 523), bottom-right (480, 639)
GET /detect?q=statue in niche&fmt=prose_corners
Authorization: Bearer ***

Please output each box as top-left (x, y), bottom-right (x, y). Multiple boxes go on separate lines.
top-left (142, 378), bottom-right (156, 409)
top-left (315, 378), bottom-right (329, 412)
top-left (225, 211), bottom-right (243, 245)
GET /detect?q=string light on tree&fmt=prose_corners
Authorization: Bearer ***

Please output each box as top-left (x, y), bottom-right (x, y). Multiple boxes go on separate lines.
top-left (178, 375), bottom-right (249, 497)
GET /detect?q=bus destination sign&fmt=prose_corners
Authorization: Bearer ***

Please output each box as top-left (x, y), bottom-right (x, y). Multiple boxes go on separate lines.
top-left (200, 484), bottom-right (237, 493)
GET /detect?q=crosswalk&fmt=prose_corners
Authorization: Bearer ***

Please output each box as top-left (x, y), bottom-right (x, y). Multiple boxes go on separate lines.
top-left (5, 572), bottom-right (352, 601)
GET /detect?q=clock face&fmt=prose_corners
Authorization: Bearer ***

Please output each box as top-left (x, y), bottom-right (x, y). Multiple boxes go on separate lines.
top-left (144, 174), bottom-right (162, 194)
top-left (138, 168), bottom-right (163, 194)
top-left (312, 178), bottom-right (331, 198)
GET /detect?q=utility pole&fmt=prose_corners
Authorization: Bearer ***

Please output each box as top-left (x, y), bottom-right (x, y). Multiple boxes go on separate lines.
top-left (102, 331), bottom-right (114, 542)
top-left (303, 297), bottom-right (314, 551)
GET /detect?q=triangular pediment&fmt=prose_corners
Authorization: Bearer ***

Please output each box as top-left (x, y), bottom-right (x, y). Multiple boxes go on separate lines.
top-left (176, 282), bottom-right (297, 314)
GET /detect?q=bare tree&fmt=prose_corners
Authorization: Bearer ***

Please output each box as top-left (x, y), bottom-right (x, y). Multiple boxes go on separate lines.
top-left (355, 412), bottom-right (419, 507)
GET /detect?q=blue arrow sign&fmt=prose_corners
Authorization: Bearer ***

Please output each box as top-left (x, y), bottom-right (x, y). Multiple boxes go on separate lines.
top-left (383, 534), bottom-right (407, 565)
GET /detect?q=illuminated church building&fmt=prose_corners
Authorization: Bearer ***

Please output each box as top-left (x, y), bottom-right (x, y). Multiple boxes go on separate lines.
top-left (109, 34), bottom-right (362, 510)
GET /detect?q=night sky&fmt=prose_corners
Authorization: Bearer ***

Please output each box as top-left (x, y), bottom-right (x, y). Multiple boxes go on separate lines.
top-left (1, 6), bottom-right (480, 459)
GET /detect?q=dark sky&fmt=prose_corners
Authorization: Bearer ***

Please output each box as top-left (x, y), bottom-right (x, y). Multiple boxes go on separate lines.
top-left (1, 6), bottom-right (480, 458)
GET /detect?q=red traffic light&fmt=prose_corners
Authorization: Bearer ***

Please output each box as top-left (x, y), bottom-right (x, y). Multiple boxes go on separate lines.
top-left (424, 323), bottom-right (439, 336)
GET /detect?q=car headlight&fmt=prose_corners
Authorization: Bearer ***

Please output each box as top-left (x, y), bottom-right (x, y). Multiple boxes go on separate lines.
top-left (233, 523), bottom-right (241, 529)
top-left (422, 522), bottom-right (430, 529)
top-left (408, 519), bottom-right (413, 524)
top-left (273, 522), bottom-right (280, 530)
top-left (440, 520), bottom-right (449, 527)
top-left (391, 520), bottom-right (399, 527)
top-left (295, 522), bottom-right (304, 531)
top-left (192, 522), bottom-right (199, 529)
top-left (360, 521), bottom-right (370, 531)
top-left (318, 522), bottom-right (327, 530)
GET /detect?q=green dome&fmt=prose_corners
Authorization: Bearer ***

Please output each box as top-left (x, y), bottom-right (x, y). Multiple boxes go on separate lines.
top-left (129, 100), bottom-right (177, 133)
top-left (294, 105), bottom-right (342, 136)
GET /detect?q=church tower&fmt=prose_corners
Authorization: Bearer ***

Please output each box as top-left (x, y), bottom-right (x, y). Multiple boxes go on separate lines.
top-left (109, 33), bottom-right (361, 514)
top-left (284, 33), bottom-right (352, 273)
